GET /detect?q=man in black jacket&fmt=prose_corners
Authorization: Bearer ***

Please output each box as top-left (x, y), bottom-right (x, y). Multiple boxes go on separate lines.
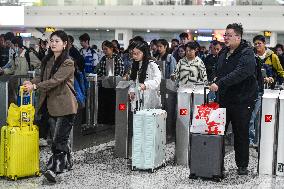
top-left (68, 35), bottom-right (84, 72)
top-left (204, 40), bottom-right (224, 82)
top-left (209, 23), bottom-right (257, 175)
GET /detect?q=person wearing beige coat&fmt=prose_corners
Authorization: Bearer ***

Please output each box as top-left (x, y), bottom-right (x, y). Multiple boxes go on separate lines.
top-left (0, 36), bottom-right (41, 76)
top-left (30, 56), bottom-right (77, 116)
top-left (2, 48), bottom-right (41, 76)
top-left (24, 30), bottom-right (77, 183)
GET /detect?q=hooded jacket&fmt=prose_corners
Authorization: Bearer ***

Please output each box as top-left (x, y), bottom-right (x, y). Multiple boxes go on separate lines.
top-left (215, 40), bottom-right (257, 106)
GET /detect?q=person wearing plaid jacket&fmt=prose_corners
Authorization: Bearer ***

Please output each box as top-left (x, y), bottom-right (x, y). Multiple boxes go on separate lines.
top-left (97, 40), bottom-right (124, 77)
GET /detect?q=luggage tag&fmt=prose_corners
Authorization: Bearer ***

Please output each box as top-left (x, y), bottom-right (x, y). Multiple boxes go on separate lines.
top-left (21, 112), bottom-right (30, 123)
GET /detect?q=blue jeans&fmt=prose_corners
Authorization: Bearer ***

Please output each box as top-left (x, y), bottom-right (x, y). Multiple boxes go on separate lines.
top-left (249, 92), bottom-right (262, 145)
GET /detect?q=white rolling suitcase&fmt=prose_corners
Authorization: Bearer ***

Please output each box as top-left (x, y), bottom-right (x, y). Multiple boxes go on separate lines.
top-left (276, 90), bottom-right (284, 176)
top-left (258, 89), bottom-right (280, 175)
top-left (131, 109), bottom-right (167, 172)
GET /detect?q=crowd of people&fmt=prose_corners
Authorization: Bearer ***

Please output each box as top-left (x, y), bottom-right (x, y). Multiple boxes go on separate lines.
top-left (1, 23), bottom-right (284, 182)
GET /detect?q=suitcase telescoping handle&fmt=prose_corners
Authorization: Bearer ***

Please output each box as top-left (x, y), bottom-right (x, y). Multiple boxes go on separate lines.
top-left (19, 86), bottom-right (33, 106)
top-left (19, 86), bottom-right (33, 128)
top-left (140, 89), bottom-right (144, 110)
top-left (137, 86), bottom-right (144, 111)
top-left (204, 86), bottom-right (210, 105)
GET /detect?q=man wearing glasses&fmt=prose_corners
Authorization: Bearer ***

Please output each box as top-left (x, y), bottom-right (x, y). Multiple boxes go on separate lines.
top-left (209, 23), bottom-right (257, 175)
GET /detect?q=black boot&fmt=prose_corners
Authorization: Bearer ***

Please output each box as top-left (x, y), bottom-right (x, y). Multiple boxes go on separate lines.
top-left (237, 167), bottom-right (248, 175)
top-left (53, 152), bottom-right (67, 174)
top-left (66, 152), bottom-right (73, 171)
top-left (46, 155), bottom-right (55, 171)
top-left (44, 152), bottom-right (67, 183)
top-left (44, 170), bottom-right (57, 183)
top-left (44, 155), bottom-right (57, 183)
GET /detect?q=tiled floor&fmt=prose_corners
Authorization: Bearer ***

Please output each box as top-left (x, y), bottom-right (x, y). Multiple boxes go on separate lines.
top-left (1, 138), bottom-right (284, 189)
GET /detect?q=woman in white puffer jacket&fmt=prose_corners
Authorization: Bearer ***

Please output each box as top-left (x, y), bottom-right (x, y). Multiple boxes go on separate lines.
top-left (129, 41), bottom-right (162, 110)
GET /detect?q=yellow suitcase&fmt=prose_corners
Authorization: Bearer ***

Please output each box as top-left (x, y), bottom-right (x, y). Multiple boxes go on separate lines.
top-left (0, 87), bottom-right (40, 180)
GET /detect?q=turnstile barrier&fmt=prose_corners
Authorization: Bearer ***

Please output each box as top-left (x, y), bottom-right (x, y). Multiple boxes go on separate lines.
top-left (276, 90), bottom-right (284, 176)
top-left (175, 85), bottom-right (193, 166)
top-left (114, 81), bottom-right (132, 158)
top-left (175, 84), bottom-right (208, 166)
top-left (0, 75), bottom-right (33, 127)
top-left (258, 89), bottom-right (280, 175)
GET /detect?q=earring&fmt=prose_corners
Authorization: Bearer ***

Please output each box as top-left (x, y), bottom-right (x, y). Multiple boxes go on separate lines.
top-left (63, 46), bottom-right (66, 50)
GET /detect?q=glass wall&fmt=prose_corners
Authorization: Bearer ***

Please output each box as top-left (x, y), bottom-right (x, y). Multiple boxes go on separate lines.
top-left (0, 0), bottom-right (282, 6)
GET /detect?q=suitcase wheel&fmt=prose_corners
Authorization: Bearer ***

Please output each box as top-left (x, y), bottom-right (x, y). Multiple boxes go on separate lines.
top-left (212, 177), bottom-right (222, 182)
top-left (162, 162), bottom-right (166, 167)
top-left (131, 166), bottom-right (136, 171)
top-left (212, 175), bottom-right (223, 182)
top-left (9, 175), bottom-right (17, 181)
top-left (35, 171), bottom-right (41, 177)
top-left (149, 169), bottom-right (156, 173)
top-left (189, 174), bottom-right (197, 180)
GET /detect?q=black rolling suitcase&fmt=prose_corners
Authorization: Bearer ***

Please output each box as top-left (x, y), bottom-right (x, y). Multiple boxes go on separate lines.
top-left (189, 87), bottom-right (225, 181)
top-left (189, 134), bottom-right (224, 181)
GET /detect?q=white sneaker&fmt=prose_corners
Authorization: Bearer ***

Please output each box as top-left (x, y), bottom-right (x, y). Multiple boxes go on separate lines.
top-left (39, 138), bottom-right (48, 147)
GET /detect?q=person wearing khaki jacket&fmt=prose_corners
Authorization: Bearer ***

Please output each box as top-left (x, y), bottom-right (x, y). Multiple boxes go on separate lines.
top-left (0, 36), bottom-right (41, 76)
top-left (24, 30), bottom-right (77, 183)
top-left (3, 48), bottom-right (41, 76)
top-left (30, 56), bottom-right (77, 117)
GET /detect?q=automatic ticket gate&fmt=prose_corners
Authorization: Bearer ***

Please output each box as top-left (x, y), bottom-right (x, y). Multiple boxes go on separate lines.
top-left (276, 90), bottom-right (284, 176)
top-left (97, 76), bottom-right (122, 126)
top-left (0, 76), bottom-right (10, 128)
top-left (80, 75), bottom-right (122, 134)
top-left (258, 89), bottom-right (280, 175)
top-left (0, 74), bottom-right (33, 127)
top-left (156, 61), bottom-right (178, 138)
top-left (70, 75), bottom-right (122, 151)
top-left (80, 74), bottom-right (99, 134)
top-left (160, 79), bottom-right (178, 138)
top-left (175, 84), bottom-right (208, 166)
top-left (175, 85), bottom-right (193, 166)
top-left (114, 81), bottom-right (132, 158)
